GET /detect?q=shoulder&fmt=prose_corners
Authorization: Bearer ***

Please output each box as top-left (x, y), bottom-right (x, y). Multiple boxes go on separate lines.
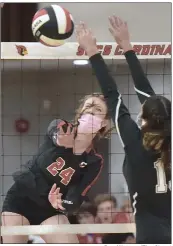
top-left (88, 149), bottom-right (104, 167)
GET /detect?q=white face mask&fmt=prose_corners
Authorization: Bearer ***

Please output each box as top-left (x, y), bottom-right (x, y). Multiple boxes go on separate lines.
top-left (77, 114), bottom-right (104, 134)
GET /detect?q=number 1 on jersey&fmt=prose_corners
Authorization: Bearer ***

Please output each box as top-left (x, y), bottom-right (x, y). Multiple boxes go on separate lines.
top-left (154, 159), bottom-right (169, 193)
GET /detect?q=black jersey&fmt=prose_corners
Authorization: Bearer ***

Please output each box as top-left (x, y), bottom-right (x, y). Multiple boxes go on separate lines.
top-left (125, 50), bottom-right (155, 103)
top-left (13, 119), bottom-right (103, 214)
top-left (89, 52), bottom-right (171, 243)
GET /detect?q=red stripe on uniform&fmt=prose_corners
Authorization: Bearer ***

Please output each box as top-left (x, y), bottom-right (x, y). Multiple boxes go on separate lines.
top-left (62, 7), bottom-right (72, 33)
top-left (81, 150), bottom-right (104, 196)
top-left (32, 9), bottom-right (48, 22)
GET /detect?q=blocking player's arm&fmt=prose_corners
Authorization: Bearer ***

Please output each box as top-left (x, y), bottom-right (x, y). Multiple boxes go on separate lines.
top-left (89, 53), bottom-right (126, 125)
top-left (124, 50), bottom-right (155, 104)
top-left (62, 161), bottom-right (103, 214)
top-left (90, 53), bottom-right (150, 193)
top-left (89, 54), bottom-right (142, 152)
top-left (47, 119), bottom-right (69, 146)
top-left (89, 53), bottom-right (137, 144)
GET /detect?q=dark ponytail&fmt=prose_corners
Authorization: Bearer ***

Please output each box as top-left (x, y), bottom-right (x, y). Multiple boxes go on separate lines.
top-left (142, 128), bottom-right (171, 170)
top-left (141, 96), bottom-right (171, 170)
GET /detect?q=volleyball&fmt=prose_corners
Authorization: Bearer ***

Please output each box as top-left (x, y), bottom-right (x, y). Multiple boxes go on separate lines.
top-left (31, 5), bottom-right (74, 47)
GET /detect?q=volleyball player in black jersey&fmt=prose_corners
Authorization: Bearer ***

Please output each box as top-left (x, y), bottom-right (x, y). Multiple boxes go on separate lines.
top-left (76, 20), bottom-right (171, 243)
top-left (1, 94), bottom-right (111, 243)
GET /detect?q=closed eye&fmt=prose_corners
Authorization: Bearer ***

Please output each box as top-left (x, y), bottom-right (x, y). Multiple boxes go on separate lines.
top-left (96, 108), bottom-right (102, 112)
top-left (85, 103), bottom-right (93, 108)
top-left (85, 103), bottom-right (102, 113)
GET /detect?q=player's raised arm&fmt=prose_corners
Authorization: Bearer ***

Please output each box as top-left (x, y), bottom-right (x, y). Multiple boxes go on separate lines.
top-left (76, 22), bottom-right (141, 148)
top-left (75, 23), bottom-right (122, 121)
top-left (109, 16), bottom-right (155, 104)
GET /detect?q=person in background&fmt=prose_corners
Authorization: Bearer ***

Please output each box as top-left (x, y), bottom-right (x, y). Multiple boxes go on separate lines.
top-left (94, 194), bottom-right (117, 224)
top-left (120, 198), bottom-right (135, 223)
top-left (94, 194), bottom-right (128, 224)
top-left (77, 202), bottom-right (102, 244)
top-left (77, 202), bottom-right (97, 224)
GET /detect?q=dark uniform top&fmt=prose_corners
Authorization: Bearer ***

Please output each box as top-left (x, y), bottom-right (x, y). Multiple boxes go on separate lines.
top-left (89, 51), bottom-right (171, 243)
top-left (12, 119), bottom-right (103, 214)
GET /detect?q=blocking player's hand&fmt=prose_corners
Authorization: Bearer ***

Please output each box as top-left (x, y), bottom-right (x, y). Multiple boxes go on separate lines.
top-left (48, 184), bottom-right (65, 210)
top-left (75, 22), bottom-right (98, 57)
top-left (57, 125), bottom-right (75, 148)
top-left (108, 16), bottom-right (132, 52)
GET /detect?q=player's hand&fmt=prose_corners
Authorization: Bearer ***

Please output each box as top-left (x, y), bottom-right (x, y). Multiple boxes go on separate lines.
top-left (109, 16), bottom-right (133, 52)
top-left (75, 22), bottom-right (99, 57)
top-left (48, 184), bottom-right (65, 210)
top-left (57, 125), bottom-right (75, 148)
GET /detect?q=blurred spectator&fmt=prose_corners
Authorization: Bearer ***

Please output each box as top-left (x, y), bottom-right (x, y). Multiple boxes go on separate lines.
top-left (94, 194), bottom-right (117, 223)
top-left (76, 202), bottom-right (102, 243)
top-left (119, 198), bottom-right (135, 223)
top-left (77, 202), bottom-right (97, 224)
top-left (68, 214), bottom-right (78, 224)
top-left (102, 233), bottom-right (135, 244)
top-left (94, 194), bottom-right (132, 224)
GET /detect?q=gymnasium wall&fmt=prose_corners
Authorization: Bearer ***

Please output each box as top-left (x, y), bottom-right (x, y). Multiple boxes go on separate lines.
top-left (38, 2), bottom-right (171, 43)
top-left (0, 59), bottom-right (171, 209)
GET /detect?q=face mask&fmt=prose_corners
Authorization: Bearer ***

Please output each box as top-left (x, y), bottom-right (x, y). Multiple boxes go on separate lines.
top-left (78, 114), bottom-right (103, 134)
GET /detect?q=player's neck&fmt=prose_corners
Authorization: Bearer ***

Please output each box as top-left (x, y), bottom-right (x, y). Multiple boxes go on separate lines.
top-left (73, 133), bottom-right (96, 155)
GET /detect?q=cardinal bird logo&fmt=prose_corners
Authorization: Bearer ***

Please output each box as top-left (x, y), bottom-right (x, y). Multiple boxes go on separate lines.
top-left (15, 45), bottom-right (28, 56)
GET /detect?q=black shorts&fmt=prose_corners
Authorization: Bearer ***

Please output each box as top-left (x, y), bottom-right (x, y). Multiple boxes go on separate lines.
top-left (2, 184), bottom-right (61, 225)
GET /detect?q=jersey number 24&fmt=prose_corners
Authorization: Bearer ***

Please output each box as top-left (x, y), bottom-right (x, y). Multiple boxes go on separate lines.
top-left (47, 157), bottom-right (75, 186)
top-left (154, 159), bottom-right (171, 193)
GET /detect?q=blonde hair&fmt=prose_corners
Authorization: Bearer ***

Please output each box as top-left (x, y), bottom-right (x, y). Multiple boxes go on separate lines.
top-left (143, 132), bottom-right (164, 151)
top-left (142, 130), bottom-right (171, 170)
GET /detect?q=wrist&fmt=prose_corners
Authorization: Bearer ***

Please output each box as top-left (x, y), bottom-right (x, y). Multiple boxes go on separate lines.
top-left (85, 46), bottom-right (99, 58)
top-left (119, 41), bottom-right (133, 53)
